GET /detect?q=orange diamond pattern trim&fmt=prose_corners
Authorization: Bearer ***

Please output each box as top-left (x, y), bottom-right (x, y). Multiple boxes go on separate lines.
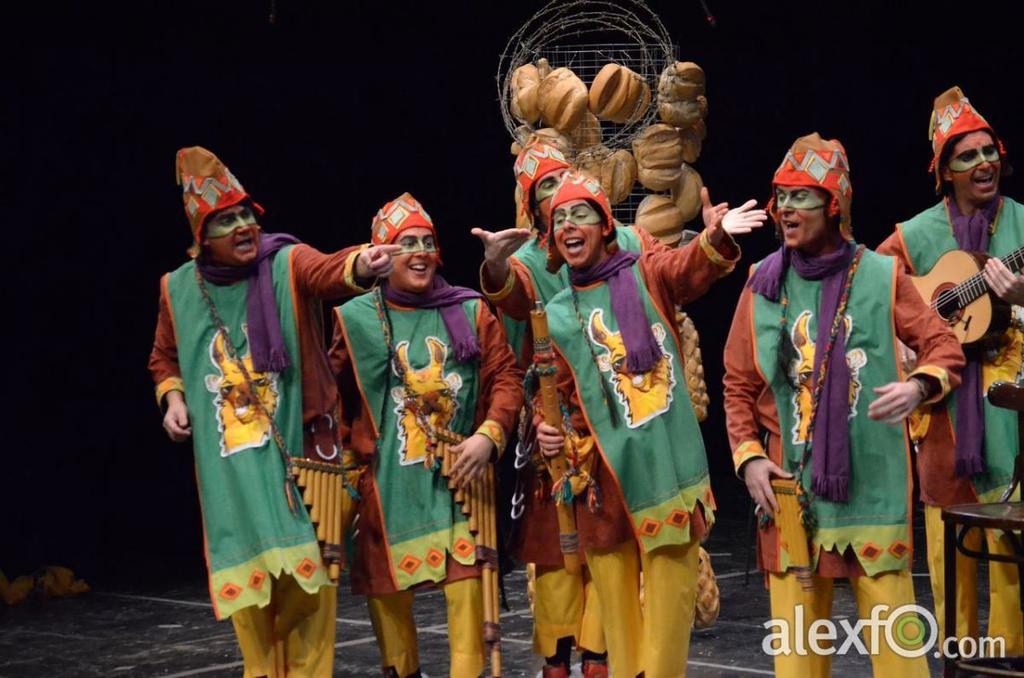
top-left (888, 541), bottom-right (910, 559)
top-left (295, 558), bottom-right (318, 579)
top-left (453, 538), bottom-right (475, 559)
top-left (666, 510), bottom-right (690, 529)
top-left (426, 549), bottom-right (445, 568)
top-left (639, 518), bottom-right (662, 537)
top-left (859, 543), bottom-right (882, 561)
top-left (399, 555), bottom-right (422, 574)
top-left (218, 583), bottom-right (243, 601)
top-left (248, 570), bottom-right (266, 591)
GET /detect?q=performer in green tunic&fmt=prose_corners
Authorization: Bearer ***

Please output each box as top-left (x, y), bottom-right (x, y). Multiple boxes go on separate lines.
top-left (878, 87), bottom-right (1024, 651)
top-left (149, 146), bottom-right (396, 677)
top-left (725, 133), bottom-right (964, 677)
top-left (331, 193), bottom-right (523, 678)
top-left (533, 170), bottom-right (764, 678)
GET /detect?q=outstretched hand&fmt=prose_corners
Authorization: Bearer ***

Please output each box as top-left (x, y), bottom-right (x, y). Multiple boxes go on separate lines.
top-left (721, 199), bottom-right (768, 236)
top-left (471, 227), bottom-right (533, 263)
top-left (354, 244), bottom-right (403, 281)
top-left (701, 187), bottom-right (729, 231)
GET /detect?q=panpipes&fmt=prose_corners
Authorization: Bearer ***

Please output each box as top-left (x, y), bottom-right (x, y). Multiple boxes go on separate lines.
top-left (291, 458), bottom-right (351, 582)
top-left (529, 301), bottom-right (582, 576)
top-left (434, 428), bottom-right (503, 678)
top-left (770, 478), bottom-right (813, 591)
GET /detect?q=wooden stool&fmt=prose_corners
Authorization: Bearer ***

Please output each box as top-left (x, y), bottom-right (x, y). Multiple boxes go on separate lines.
top-left (942, 381), bottom-right (1024, 677)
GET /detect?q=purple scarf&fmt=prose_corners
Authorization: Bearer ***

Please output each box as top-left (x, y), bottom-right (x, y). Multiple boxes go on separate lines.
top-left (197, 232), bottom-right (300, 373)
top-left (948, 196), bottom-right (999, 476)
top-left (571, 250), bottom-right (662, 374)
top-left (749, 241), bottom-right (857, 502)
top-left (384, 276), bottom-right (482, 363)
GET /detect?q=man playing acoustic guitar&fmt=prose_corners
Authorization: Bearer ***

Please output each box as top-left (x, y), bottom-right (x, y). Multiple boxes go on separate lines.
top-left (879, 86), bottom-right (1024, 651)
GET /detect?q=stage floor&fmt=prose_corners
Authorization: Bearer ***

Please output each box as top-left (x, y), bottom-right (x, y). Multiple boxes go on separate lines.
top-left (0, 514), bottom-right (968, 676)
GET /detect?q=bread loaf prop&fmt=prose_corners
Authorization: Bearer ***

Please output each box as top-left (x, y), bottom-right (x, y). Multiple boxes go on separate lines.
top-left (633, 123), bottom-right (685, 191)
top-left (589, 63), bottom-right (650, 124)
top-left (511, 63), bottom-right (542, 124)
top-left (693, 547), bottom-right (720, 628)
top-left (657, 61), bottom-right (708, 129)
top-left (539, 67), bottom-right (588, 133)
top-left (676, 309), bottom-right (710, 422)
top-left (671, 163), bottom-right (704, 223)
top-left (577, 147), bottom-right (637, 206)
top-left (679, 125), bottom-right (702, 164)
top-left (635, 193), bottom-right (684, 243)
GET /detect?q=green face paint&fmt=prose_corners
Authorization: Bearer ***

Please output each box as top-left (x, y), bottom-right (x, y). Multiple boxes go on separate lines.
top-left (774, 187), bottom-right (826, 211)
top-left (534, 172), bottom-right (564, 204)
top-left (552, 202), bottom-right (603, 231)
top-left (395, 233), bottom-right (438, 255)
top-left (206, 206), bottom-right (256, 238)
top-left (948, 144), bottom-right (1000, 172)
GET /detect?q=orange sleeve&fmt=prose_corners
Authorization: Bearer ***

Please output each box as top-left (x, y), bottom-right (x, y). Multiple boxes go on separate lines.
top-left (148, 273), bottom-right (184, 406)
top-left (481, 257), bottom-right (537, 322)
top-left (328, 308), bottom-right (364, 458)
top-left (291, 243), bottom-right (374, 301)
top-left (723, 285), bottom-right (772, 474)
top-left (892, 267), bottom-right (964, 402)
top-left (473, 303), bottom-right (525, 456)
top-left (631, 224), bottom-right (671, 253)
top-left (877, 227), bottom-right (915, 274)
top-left (643, 228), bottom-right (740, 307)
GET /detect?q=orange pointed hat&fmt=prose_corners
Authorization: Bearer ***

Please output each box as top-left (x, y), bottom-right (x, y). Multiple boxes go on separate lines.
top-left (770, 133), bottom-right (853, 241)
top-left (928, 86), bottom-right (1005, 191)
top-left (514, 141), bottom-right (571, 229)
top-left (371, 192), bottom-right (442, 262)
top-left (175, 146), bottom-right (264, 256)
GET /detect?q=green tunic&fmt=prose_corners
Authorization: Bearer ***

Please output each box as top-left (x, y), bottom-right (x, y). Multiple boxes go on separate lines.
top-left (337, 294), bottom-right (483, 590)
top-left (503, 226), bottom-right (644, 364)
top-left (751, 250), bottom-right (912, 575)
top-left (546, 264), bottom-right (713, 554)
top-left (166, 246), bottom-right (328, 620)
top-left (897, 197), bottom-right (1024, 501)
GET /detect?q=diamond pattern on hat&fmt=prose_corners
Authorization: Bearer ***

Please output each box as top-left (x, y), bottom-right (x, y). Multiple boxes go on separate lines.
top-left (201, 185), bottom-right (220, 208)
top-left (387, 205), bottom-right (410, 228)
top-left (804, 153), bottom-right (829, 183)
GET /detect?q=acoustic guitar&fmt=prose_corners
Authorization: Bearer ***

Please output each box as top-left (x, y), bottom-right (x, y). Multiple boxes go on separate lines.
top-left (911, 245), bottom-right (1024, 345)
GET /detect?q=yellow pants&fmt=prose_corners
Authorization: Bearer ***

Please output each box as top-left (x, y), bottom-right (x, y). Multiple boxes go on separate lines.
top-left (366, 577), bottom-right (483, 678)
top-left (532, 564), bottom-right (606, 658)
top-left (767, 569), bottom-right (929, 678)
top-left (231, 574), bottom-right (337, 678)
top-left (585, 539), bottom-right (699, 678)
top-left (923, 504), bottom-right (1023, 653)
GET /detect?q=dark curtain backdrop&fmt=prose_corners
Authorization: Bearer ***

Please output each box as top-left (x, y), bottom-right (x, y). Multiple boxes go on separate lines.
top-left (7, 0), bottom-right (1022, 585)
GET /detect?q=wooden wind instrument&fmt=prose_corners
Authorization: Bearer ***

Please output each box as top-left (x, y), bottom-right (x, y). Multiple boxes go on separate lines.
top-left (770, 478), bottom-right (813, 591)
top-left (529, 301), bottom-right (581, 576)
top-left (435, 428), bottom-right (502, 677)
top-left (290, 458), bottom-right (351, 582)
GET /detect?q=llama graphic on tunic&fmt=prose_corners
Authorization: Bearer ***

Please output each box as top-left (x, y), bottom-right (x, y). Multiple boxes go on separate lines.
top-left (788, 311), bottom-right (867, 445)
top-left (205, 327), bottom-right (280, 457)
top-left (588, 308), bottom-right (675, 428)
top-left (390, 336), bottom-right (462, 466)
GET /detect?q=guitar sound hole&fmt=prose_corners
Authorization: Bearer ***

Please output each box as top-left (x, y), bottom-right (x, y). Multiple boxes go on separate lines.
top-left (933, 283), bottom-right (962, 323)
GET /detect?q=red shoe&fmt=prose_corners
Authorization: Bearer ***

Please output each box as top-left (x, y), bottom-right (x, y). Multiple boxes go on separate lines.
top-left (541, 664), bottom-right (570, 678)
top-left (582, 659), bottom-right (609, 678)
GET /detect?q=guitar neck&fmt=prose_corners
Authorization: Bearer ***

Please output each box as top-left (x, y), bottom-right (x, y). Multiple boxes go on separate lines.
top-left (954, 245), bottom-right (1024, 306)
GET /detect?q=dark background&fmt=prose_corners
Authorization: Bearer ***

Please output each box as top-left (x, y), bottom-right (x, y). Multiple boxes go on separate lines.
top-left (7, 0), bottom-right (1023, 586)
